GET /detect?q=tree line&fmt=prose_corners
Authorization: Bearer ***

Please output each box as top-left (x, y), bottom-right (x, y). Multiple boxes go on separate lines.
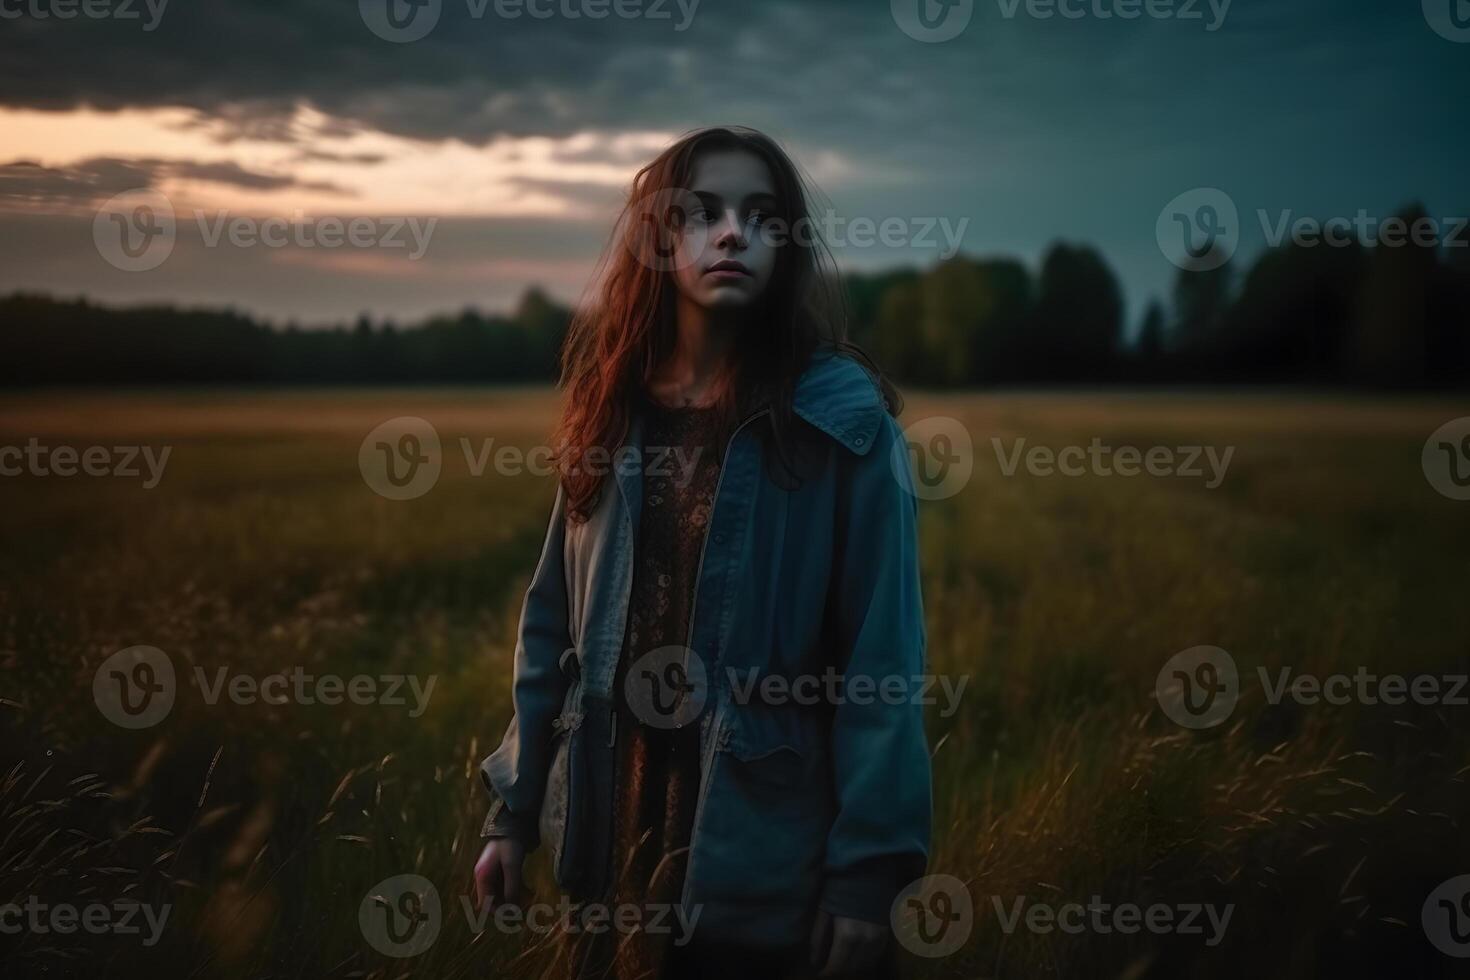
top-left (847, 204), bottom-right (1469, 389)
top-left (5, 204), bottom-right (1467, 388)
top-left (2, 290), bottom-right (569, 386)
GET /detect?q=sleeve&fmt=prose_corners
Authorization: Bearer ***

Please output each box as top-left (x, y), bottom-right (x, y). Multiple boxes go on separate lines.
top-left (818, 412), bottom-right (933, 923)
top-left (476, 483), bottom-right (576, 851)
top-left (480, 794), bottom-right (537, 840)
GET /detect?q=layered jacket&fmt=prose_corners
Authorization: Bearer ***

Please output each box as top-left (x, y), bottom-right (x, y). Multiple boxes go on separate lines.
top-left (479, 350), bottom-right (931, 947)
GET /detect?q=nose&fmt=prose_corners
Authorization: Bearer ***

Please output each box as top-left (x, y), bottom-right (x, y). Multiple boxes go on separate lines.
top-left (711, 208), bottom-right (747, 251)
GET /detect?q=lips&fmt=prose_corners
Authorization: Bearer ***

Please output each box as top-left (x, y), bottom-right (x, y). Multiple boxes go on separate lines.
top-left (706, 260), bottom-right (751, 277)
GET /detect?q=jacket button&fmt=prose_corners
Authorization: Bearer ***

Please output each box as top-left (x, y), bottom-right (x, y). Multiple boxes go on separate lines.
top-left (854, 435), bottom-right (866, 446)
top-left (714, 532), bottom-right (726, 544)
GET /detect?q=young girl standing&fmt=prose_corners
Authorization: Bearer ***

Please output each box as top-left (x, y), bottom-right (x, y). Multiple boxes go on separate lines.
top-left (473, 127), bottom-right (931, 980)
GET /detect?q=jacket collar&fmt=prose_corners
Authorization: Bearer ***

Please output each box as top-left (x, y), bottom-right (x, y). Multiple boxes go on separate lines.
top-left (613, 350), bottom-right (888, 530)
top-left (789, 350), bottom-right (888, 456)
top-left (624, 350), bottom-right (889, 458)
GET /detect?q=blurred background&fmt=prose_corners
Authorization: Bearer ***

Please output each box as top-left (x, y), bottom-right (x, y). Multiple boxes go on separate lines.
top-left (2, 1), bottom-right (1469, 977)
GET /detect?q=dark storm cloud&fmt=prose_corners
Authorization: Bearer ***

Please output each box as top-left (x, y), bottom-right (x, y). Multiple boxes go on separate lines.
top-left (0, 0), bottom-right (792, 141)
top-left (0, 159), bottom-right (157, 206)
top-left (0, 157), bottom-right (349, 209)
top-left (0, 0), bottom-right (1437, 139)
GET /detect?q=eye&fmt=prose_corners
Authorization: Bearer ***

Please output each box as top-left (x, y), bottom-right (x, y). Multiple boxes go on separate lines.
top-left (747, 209), bottom-right (773, 224)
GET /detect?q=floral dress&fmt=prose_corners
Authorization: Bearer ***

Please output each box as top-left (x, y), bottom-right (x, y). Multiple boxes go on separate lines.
top-left (551, 398), bottom-right (724, 980)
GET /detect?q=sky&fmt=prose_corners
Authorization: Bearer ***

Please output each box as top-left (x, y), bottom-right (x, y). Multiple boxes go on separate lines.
top-left (0, 0), bottom-right (1465, 327)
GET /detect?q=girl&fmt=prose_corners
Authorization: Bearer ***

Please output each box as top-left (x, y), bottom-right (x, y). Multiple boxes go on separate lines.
top-left (472, 127), bottom-right (930, 980)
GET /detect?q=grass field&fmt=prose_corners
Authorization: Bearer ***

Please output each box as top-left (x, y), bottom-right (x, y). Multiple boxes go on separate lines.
top-left (2, 387), bottom-right (1469, 979)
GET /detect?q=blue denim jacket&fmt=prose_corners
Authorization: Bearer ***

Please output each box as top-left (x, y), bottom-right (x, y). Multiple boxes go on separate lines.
top-left (479, 350), bottom-right (931, 947)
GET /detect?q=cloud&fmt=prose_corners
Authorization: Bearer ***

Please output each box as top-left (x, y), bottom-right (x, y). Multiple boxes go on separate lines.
top-left (292, 149), bottom-right (390, 165)
top-left (0, 0), bottom-right (1431, 148)
top-left (0, 159), bottom-right (156, 208)
top-left (0, 0), bottom-right (1460, 322)
top-left (0, 105), bottom-right (693, 217)
top-left (0, 0), bottom-right (937, 146)
top-left (0, 157), bottom-right (350, 213)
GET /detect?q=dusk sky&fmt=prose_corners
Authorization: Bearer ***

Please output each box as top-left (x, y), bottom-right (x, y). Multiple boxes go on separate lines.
top-left (0, 0), bottom-right (1465, 326)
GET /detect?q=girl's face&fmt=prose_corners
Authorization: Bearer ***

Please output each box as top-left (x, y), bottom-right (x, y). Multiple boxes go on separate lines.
top-left (672, 148), bottom-right (780, 311)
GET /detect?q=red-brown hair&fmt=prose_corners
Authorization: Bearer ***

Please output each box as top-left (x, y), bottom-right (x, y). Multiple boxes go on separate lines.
top-left (553, 126), bottom-right (898, 522)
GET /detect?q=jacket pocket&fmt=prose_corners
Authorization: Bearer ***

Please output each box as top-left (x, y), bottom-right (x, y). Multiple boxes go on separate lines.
top-left (700, 705), bottom-right (832, 913)
top-left (725, 705), bottom-right (810, 786)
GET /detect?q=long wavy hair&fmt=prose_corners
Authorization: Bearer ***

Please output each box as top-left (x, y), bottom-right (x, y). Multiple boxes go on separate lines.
top-left (553, 126), bottom-right (900, 522)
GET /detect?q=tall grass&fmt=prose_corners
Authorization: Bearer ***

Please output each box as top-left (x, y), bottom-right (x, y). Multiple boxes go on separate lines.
top-left (1, 388), bottom-right (1466, 978)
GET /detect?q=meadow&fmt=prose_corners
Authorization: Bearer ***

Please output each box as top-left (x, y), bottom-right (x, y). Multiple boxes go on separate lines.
top-left (2, 387), bottom-right (1468, 979)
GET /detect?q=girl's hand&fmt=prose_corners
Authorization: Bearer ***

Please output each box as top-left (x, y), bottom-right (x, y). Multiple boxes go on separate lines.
top-left (808, 908), bottom-right (889, 977)
top-left (472, 837), bottom-right (526, 911)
